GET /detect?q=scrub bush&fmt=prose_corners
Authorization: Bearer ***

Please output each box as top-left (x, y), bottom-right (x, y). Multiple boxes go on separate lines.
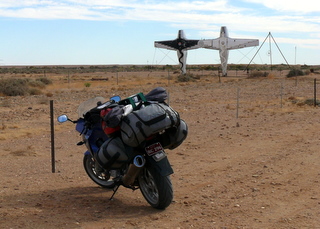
top-left (36, 77), bottom-right (52, 85)
top-left (0, 78), bottom-right (29, 96)
top-left (0, 78), bottom-right (47, 96)
top-left (287, 69), bottom-right (304, 78)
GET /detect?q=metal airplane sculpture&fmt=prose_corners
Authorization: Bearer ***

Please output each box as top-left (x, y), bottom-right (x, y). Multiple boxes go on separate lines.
top-left (154, 30), bottom-right (201, 75)
top-left (200, 26), bottom-right (259, 76)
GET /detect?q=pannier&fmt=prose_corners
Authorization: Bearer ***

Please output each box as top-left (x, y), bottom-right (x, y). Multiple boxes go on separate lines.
top-left (159, 119), bottom-right (188, 150)
top-left (120, 102), bottom-right (180, 147)
top-left (100, 87), bottom-right (187, 149)
top-left (96, 137), bottom-right (134, 169)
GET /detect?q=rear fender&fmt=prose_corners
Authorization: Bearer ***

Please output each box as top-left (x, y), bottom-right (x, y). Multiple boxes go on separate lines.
top-left (145, 155), bottom-right (173, 177)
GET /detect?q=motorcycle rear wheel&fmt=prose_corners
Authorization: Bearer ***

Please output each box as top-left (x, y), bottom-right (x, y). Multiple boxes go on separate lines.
top-left (83, 155), bottom-right (115, 189)
top-left (138, 166), bottom-right (173, 209)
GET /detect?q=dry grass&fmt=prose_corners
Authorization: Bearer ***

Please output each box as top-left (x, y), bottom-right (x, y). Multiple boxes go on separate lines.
top-left (10, 145), bottom-right (37, 157)
top-left (0, 123), bottom-right (47, 141)
top-left (1, 69), bottom-right (320, 144)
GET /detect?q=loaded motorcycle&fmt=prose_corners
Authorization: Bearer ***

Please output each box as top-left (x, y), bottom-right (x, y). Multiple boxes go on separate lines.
top-left (57, 87), bottom-right (188, 209)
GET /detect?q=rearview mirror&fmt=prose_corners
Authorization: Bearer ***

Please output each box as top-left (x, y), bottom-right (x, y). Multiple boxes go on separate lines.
top-left (111, 96), bottom-right (121, 102)
top-left (57, 115), bottom-right (68, 123)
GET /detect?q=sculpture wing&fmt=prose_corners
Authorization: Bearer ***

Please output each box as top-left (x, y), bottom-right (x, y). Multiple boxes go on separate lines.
top-left (200, 39), bottom-right (221, 50)
top-left (154, 39), bottom-right (201, 51)
top-left (154, 40), bottom-right (177, 51)
top-left (227, 38), bottom-right (259, 50)
top-left (183, 39), bottom-right (202, 50)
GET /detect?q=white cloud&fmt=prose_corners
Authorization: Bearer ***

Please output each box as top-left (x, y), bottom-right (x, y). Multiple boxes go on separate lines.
top-left (0, 5), bottom-right (97, 20)
top-left (244, 0), bottom-right (320, 13)
top-left (0, 0), bottom-right (319, 44)
top-left (0, 0), bottom-right (245, 20)
top-left (0, 0), bottom-right (60, 8)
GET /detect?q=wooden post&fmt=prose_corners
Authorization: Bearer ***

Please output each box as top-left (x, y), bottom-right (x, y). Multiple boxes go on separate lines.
top-left (116, 71), bottom-right (119, 85)
top-left (167, 69), bottom-right (170, 105)
top-left (314, 78), bottom-right (317, 107)
top-left (50, 100), bottom-right (55, 173)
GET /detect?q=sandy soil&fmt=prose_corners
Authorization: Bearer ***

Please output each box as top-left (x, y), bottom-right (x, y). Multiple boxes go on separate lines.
top-left (0, 71), bottom-right (319, 228)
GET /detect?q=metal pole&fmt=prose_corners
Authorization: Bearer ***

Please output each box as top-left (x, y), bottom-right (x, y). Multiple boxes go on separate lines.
top-left (314, 78), bottom-right (317, 107)
top-left (167, 70), bottom-right (170, 105)
top-left (269, 32), bottom-right (272, 71)
top-left (116, 71), bottom-right (119, 85)
top-left (50, 100), bottom-right (55, 173)
top-left (295, 46), bottom-right (297, 65)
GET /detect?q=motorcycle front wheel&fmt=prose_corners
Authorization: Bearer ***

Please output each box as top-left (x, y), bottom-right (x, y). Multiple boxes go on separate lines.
top-left (138, 166), bottom-right (173, 209)
top-left (83, 155), bottom-right (115, 189)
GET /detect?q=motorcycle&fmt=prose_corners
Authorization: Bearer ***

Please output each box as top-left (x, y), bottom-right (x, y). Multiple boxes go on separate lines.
top-left (57, 89), bottom-right (187, 209)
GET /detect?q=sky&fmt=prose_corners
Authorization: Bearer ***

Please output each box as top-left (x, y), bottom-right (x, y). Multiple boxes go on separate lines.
top-left (0, 0), bottom-right (319, 66)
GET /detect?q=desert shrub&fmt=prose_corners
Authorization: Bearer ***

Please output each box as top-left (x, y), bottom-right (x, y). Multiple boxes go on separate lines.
top-left (29, 88), bottom-right (42, 95)
top-left (0, 78), bottom-right (29, 96)
top-left (46, 92), bottom-right (53, 97)
top-left (36, 77), bottom-right (52, 85)
top-left (248, 70), bottom-right (268, 78)
top-left (304, 69), bottom-right (315, 75)
top-left (287, 68), bottom-right (304, 78)
top-left (304, 99), bottom-right (320, 106)
top-left (0, 78), bottom-right (47, 96)
top-left (28, 80), bottom-right (46, 89)
top-left (267, 72), bottom-right (275, 79)
top-left (84, 82), bottom-right (91, 87)
top-left (177, 73), bottom-right (197, 82)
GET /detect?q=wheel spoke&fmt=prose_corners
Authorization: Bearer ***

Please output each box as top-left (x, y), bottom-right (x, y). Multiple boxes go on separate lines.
top-left (138, 166), bottom-right (173, 209)
top-left (83, 155), bottom-right (115, 188)
top-left (139, 168), bottom-right (159, 204)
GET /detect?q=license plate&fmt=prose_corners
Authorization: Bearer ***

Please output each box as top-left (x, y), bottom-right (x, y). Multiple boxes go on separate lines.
top-left (145, 142), bottom-right (166, 162)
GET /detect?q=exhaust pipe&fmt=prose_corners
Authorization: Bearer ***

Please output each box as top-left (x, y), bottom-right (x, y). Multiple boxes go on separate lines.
top-left (122, 155), bottom-right (146, 187)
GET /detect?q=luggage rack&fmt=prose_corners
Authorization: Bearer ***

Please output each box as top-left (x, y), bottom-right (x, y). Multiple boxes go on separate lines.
top-left (118, 92), bottom-right (147, 109)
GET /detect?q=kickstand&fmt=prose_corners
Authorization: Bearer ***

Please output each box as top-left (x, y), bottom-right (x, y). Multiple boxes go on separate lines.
top-left (109, 185), bottom-right (120, 200)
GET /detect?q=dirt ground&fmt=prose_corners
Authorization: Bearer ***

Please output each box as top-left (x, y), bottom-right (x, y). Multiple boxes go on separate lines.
top-left (0, 70), bottom-right (319, 228)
